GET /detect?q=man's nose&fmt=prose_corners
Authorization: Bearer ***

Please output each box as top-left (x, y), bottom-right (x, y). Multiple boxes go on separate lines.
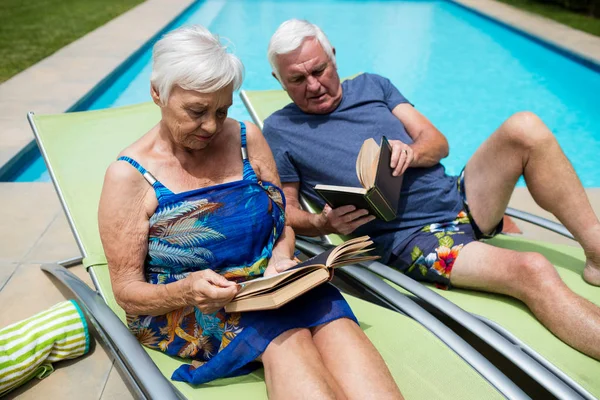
top-left (306, 75), bottom-right (321, 92)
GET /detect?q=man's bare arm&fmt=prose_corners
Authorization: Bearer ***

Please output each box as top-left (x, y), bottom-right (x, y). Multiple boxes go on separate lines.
top-left (390, 103), bottom-right (449, 173)
top-left (283, 183), bottom-right (324, 236)
top-left (283, 182), bottom-right (374, 236)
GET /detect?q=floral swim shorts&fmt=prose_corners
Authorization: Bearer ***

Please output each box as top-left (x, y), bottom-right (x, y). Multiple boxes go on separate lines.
top-left (388, 170), bottom-right (503, 289)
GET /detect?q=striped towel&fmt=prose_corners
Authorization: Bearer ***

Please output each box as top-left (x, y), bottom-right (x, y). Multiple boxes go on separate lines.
top-left (0, 300), bottom-right (90, 396)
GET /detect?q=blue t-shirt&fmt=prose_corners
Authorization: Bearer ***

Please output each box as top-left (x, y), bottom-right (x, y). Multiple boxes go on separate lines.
top-left (264, 73), bottom-right (463, 262)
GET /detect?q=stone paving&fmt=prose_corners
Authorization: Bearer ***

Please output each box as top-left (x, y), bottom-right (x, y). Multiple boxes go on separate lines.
top-left (0, 0), bottom-right (599, 398)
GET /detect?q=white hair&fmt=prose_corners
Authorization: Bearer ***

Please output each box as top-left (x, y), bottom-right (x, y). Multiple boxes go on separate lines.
top-left (151, 25), bottom-right (244, 105)
top-left (267, 19), bottom-right (336, 84)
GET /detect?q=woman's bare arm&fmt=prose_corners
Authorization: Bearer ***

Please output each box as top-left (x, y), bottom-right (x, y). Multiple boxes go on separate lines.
top-left (245, 122), bottom-right (297, 274)
top-left (98, 161), bottom-right (237, 316)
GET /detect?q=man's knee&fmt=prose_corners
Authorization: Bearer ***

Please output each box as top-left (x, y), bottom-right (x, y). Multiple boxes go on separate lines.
top-left (501, 111), bottom-right (553, 151)
top-left (510, 251), bottom-right (558, 299)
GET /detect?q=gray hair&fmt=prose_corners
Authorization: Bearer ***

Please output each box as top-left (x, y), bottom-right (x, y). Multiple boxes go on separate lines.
top-left (267, 19), bottom-right (336, 85)
top-left (151, 25), bottom-right (244, 105)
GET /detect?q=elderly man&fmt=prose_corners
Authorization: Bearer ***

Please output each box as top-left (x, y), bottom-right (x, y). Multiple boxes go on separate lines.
top-left (262, 19), bottom-right (600, 360)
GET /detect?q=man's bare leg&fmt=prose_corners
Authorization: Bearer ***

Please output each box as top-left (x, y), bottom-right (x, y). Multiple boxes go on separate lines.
top-left (463, 111), bottom-right (600, 285)
top-left (451, 241), bottom-right (600, 360)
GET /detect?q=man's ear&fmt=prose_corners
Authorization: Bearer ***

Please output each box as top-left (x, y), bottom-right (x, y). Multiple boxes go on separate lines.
top-left (271, 72), bottom-right (286, 91)
top-left (150, 85), bottom-right (162, 106)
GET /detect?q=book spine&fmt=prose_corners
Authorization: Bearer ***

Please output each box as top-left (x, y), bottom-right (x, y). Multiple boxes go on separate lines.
top-left (375, 187), bottom-right (396, 221)
top-left (366, 189), bottom-right (396, 221)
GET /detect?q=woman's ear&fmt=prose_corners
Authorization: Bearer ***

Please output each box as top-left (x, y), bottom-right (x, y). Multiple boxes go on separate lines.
top-left (150, 85), bottom-right (162, 106)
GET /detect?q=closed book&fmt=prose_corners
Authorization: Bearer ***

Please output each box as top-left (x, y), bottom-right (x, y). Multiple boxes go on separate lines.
top-left (314, 136), bottom-right (402, 222)
top-left (224, 236), bottom-right (379, 312)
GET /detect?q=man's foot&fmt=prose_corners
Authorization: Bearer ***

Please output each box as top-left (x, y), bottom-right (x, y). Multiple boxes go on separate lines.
top-left (583, 261), bottom-right (600, 286)
top-left (581, 227), bottom-right (600, 286)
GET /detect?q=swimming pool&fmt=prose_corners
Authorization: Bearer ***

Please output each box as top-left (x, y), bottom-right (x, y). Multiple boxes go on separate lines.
top-left (10, 0), bottom-right (600, 185)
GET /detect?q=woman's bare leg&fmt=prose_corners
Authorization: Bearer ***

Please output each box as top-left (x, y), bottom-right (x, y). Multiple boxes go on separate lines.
top-left (311, 318), bottom-right (403, 400)
top-left (261, 328), bottom-right (346, 400)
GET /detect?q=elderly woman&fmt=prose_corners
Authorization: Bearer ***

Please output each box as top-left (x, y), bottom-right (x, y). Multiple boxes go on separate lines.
top-left (98, 25), bottom-right (402, 399)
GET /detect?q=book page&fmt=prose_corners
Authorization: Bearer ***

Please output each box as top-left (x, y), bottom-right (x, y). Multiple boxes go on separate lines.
top-left (323, 236), bottom-right (376, 263)
top-left (225, 236), bottom-right (379, 312)
top-left (235, 268), bottom-right (317, 299)
top-left (356, 138), bottom-right (380, 189)
top-left (234, 264), bottom-right (324, 299)
top-left (225, 269), bottom-right (330, 312)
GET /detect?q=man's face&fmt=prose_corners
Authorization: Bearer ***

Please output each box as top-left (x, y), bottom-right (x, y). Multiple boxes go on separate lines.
top-left (275, 38), bottom-right (342, 114)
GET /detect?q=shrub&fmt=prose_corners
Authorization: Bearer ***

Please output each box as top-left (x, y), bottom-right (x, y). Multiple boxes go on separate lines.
top-left (536, 0), bottom-right (599, 16)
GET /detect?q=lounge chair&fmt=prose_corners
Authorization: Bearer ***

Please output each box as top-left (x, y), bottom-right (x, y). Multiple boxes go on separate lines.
top-left (240, 86), bottom-right (600, 400)
top-left (27, 103), bottom-right (535, 399)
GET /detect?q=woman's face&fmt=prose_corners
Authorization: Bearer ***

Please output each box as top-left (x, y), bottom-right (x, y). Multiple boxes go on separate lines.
top-left (154, 84), bottom-right (233, 150)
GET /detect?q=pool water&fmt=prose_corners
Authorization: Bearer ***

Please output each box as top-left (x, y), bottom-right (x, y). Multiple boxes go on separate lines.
top-left (10, 150), bottom-right (50, 182)
top-left (13, 0), bottom-right (600, 185)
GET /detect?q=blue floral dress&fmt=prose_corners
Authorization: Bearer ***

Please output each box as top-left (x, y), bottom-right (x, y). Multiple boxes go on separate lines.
top-left (119, 122), bottom-right (357, 385)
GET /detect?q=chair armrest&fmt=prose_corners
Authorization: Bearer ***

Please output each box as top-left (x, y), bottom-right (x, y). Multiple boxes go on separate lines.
top-left (41, 264), bottom-right (182, 400)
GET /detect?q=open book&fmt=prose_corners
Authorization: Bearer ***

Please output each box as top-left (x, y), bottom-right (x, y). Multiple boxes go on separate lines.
top-left (314, 136), bottom-right (403, 222)
top-left (224, 236), bottom-right (379, 313)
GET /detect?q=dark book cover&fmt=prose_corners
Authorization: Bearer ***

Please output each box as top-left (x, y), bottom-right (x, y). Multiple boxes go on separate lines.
top-left (314, 136), bottom-right (403, 221)
top-left (293, 246), bottom-right (335, 269)
top-left (315, 189), bottom-right (378, 216)
top-left (374, 136), bottom-right (402, 212)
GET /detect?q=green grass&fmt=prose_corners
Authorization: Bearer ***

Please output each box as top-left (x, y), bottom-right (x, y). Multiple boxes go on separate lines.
top-left (495, 0), bottom-right (600, 37)
top-left (0, 0), bottom-right (144, 83)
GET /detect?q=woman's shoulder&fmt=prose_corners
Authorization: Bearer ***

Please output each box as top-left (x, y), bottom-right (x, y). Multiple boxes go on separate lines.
top-left (104, 157), bottom-right (147, 193)
top-left (236, 119), bottom-right (262, 142)
top-left (220, 118), bottom-right (265, 148)
top-left (106, 133), bottom-right (156, 189)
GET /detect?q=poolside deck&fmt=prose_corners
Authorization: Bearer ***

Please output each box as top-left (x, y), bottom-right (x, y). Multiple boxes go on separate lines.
top-left (1, 0), bottom-right (599, 398)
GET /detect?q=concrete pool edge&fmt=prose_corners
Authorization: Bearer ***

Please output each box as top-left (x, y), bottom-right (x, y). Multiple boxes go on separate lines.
top-left (2, 0), bottom-right (600, 181)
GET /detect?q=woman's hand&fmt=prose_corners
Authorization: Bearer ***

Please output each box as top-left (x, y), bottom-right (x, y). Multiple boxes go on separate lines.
top-left (264, 256), bottom-right (298, 277)
top-left (185, 270), bottom-right (240, 314)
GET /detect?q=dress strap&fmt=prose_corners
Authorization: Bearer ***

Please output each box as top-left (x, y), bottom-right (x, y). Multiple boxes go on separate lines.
top-left (116, 156), bottom-right (173, 202)
top-left (117, 156), bottom-right (156, 184)
top-left (240, 121), bottom-right (248, 160)
top-left (239, 122), bottom-right (258, 182)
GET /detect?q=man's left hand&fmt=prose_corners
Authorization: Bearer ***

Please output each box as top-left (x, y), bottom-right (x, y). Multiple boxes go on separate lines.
top-left (389, 140), bottom-right (414, 176)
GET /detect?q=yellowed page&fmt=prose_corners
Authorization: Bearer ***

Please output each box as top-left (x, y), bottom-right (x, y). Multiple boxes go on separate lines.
top-left (356, 138), bottom-right (380, 188)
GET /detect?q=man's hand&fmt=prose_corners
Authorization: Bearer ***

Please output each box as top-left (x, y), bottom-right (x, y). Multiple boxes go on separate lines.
top-left (185, 270), bottom-right (240, 314)
top-left (389, 139), bottom-right (414, 176)
top-left (316, 204), bottom-right (376, 235)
